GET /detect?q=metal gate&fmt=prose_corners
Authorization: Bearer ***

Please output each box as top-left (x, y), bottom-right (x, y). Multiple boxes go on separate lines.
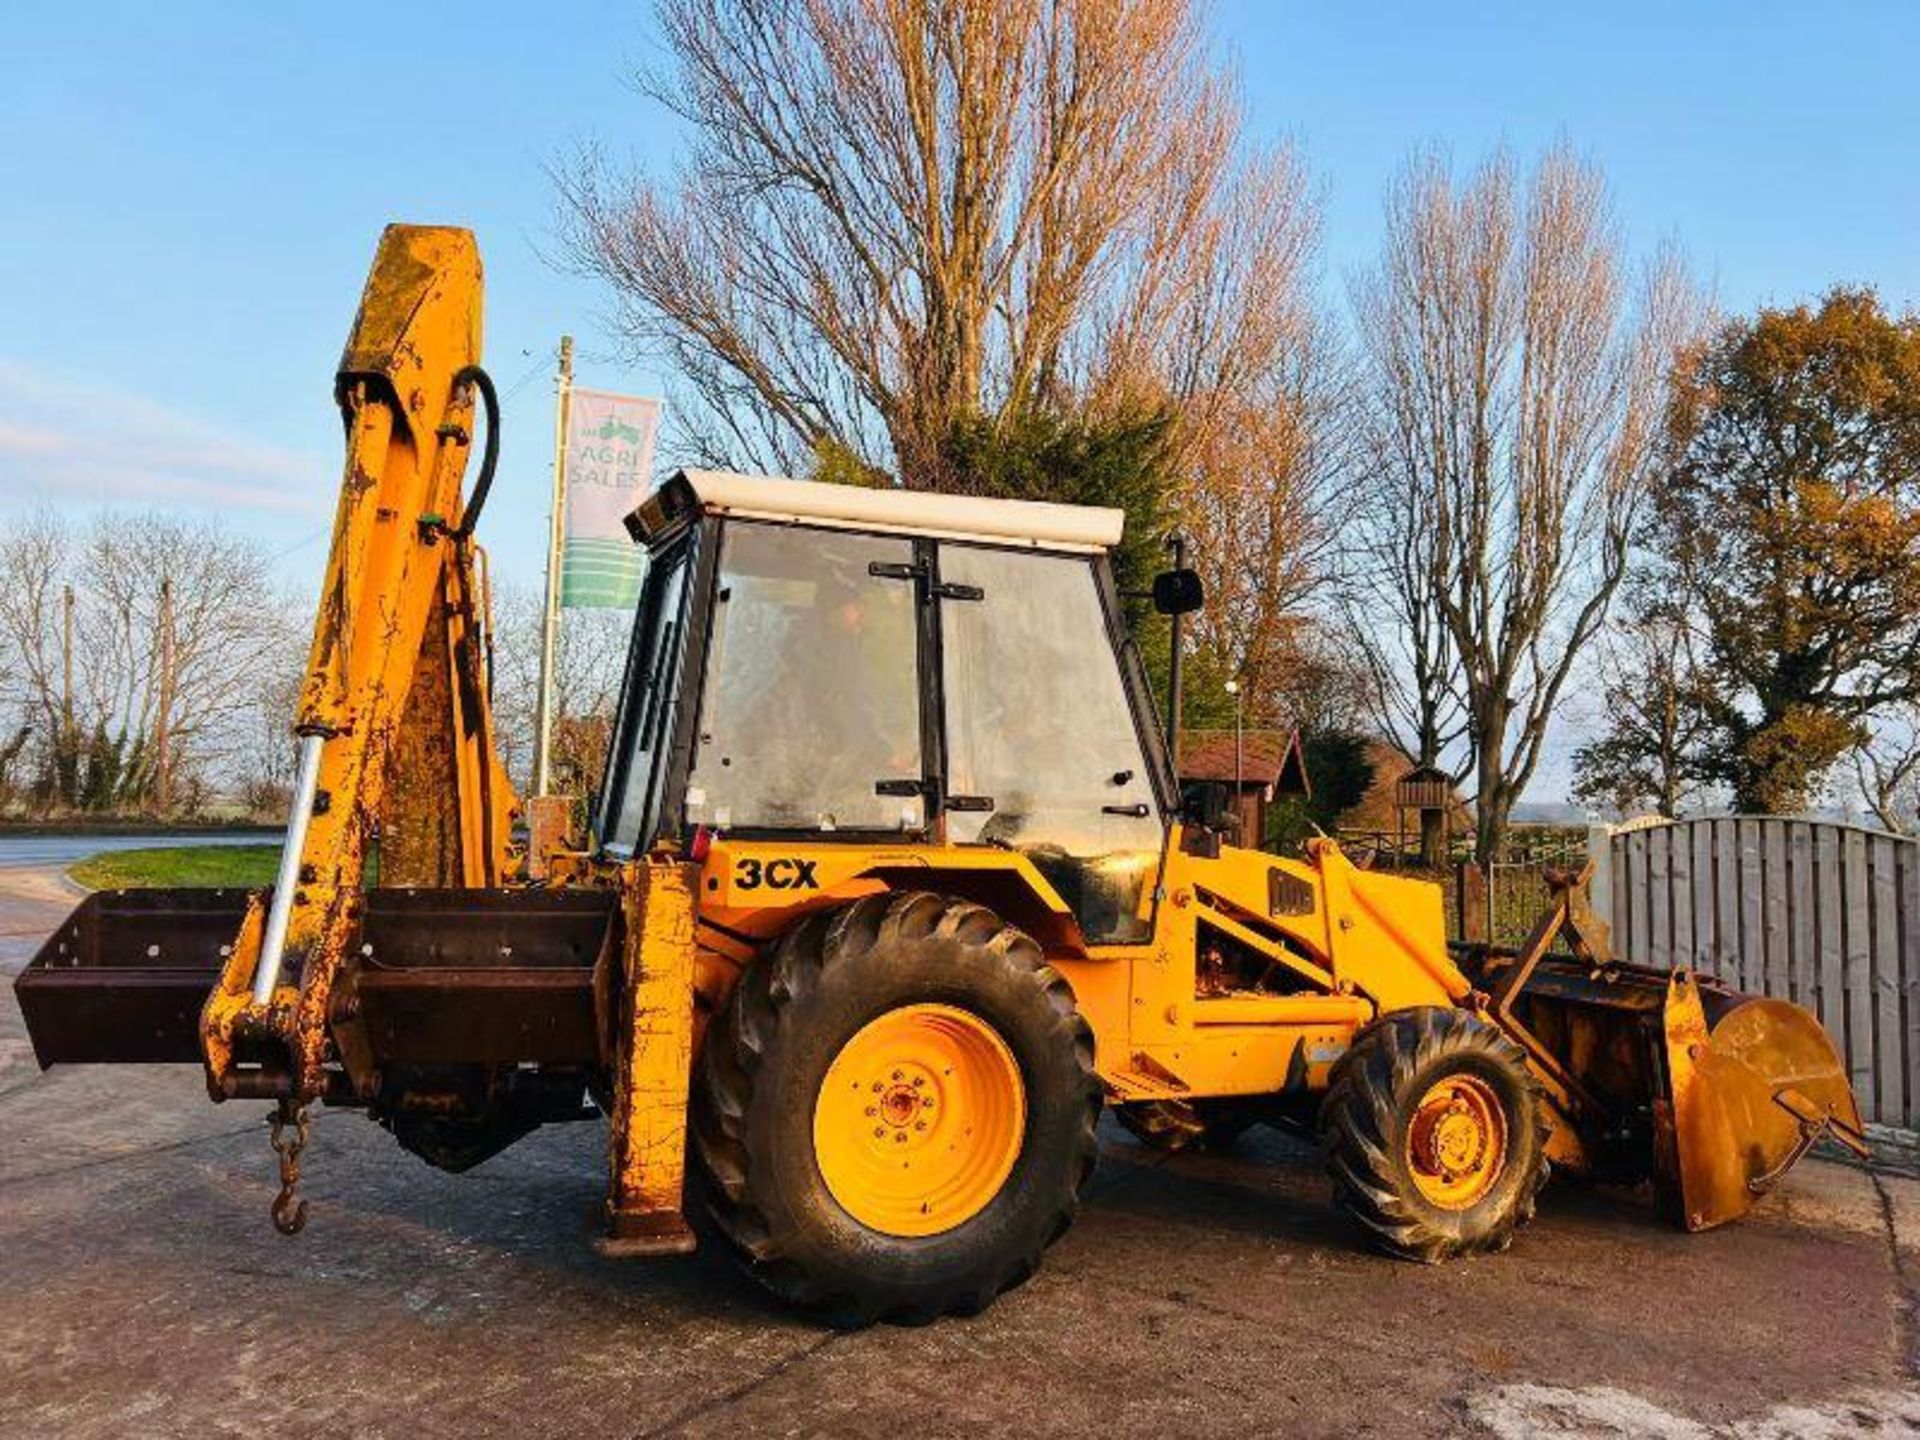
top-left (1604, 816), bottom-right (1918, 1133)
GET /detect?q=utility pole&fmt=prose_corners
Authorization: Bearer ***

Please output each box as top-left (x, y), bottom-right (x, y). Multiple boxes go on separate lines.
top-left (532, 336), bottom-right (574, 797)
top-left (1225, 676), bottom-right (1244, 845)
top-left (154, 577), bottom-right (175, 813)
top-left (1164, 532), bottom-right (1186, 753)
top-left (60, 583), bottom-right (73, 747)
top-left (59, 583), bottom-right (75, 809)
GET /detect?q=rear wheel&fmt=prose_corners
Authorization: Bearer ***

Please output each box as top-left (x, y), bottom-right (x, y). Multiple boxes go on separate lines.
top-left (691, 892), bottom-right (1100, 1326)
top-left (1320, 1008), bottom-right (1547, 1262)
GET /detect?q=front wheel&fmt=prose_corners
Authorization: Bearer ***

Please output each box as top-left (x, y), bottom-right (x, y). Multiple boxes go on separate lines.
top-left (1320, 1008), bottom-right (1548, 1262)
top-left (691, 892), bottom-right (1100, 1326)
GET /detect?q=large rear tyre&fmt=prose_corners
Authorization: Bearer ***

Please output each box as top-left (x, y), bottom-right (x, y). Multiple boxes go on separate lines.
top-left (691, 892), bottom-right (1100, 1326)
top-left (1320, 1008), bottom-right (1548, 1262)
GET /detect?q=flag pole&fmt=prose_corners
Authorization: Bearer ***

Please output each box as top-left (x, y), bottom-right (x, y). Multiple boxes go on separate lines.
top-left (533, 335), bottom-right (573, 796)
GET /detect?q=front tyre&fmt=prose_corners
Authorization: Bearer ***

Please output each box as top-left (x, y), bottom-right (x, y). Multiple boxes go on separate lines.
top-left (691, 892), bottom-right (1100, 1326)
top-left (1320, 1008), bottom-right (1548, 1262)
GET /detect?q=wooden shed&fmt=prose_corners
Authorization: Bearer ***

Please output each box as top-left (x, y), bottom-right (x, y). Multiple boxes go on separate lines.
top-left (1176, 728), bottom-right (1311, 848)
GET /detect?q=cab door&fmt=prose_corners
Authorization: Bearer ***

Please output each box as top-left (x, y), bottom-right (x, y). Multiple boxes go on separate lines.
top-left (935, 544), bottom-right (1165, 944)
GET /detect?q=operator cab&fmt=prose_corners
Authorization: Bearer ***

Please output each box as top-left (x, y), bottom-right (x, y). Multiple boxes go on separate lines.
top-left (596, 470), bottom-right (1180, 943)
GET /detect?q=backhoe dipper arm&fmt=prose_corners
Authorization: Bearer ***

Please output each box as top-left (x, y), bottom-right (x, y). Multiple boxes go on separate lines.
top-left (200, 225), bottom-right (519, 1105)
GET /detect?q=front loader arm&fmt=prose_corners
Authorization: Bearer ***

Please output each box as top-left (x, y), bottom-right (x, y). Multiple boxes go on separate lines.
top-left (201, 224), bottom-right (519, 1107)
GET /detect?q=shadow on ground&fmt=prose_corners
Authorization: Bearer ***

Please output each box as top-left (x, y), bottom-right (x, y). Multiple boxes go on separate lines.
top-left (2, 870), bottom-right (1914, 1438)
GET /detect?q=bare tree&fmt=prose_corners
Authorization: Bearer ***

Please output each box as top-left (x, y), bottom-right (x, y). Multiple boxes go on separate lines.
top-left (0, 508), bottom-right (75, 782)
top-left (1353, 144), bottom-right (1700, 861)
top-left (77, 517), bottom-right (292, 808)
top-left (0, 508), bottom-right (299, 815)
top-left (1569, 589), bottom-right (1719, 818)
top-left (1149, 183), bottom-right (1345, 723)
top-left (233, 608), bottom-right (312, 816)
top-left (557, 0), bottom-right (1298, 489)
top-left (491, 582), bottom-right (632, 799)
top-left (1339, 419), bottom-right (1469, 861)
top-left (1852, 705), bottom-right (1920, 834)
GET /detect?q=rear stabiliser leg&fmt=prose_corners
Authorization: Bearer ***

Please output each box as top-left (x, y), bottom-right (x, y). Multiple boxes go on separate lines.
top-left (595, 859), bottom-right (700, 1258)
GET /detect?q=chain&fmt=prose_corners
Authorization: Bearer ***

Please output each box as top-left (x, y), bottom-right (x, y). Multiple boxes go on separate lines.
top-left (266, 1098), bottom-right (311, 1236)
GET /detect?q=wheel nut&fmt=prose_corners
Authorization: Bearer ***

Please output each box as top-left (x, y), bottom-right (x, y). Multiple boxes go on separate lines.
top-left (895, 1132), bottom-right (907, 1144)
top-left (873, 1127), bottom-right (885, 1138)
top-left (915, 1121), bottom-right (927, 1131)
top-left (864, 1106), bottom-right (877, 1117)
top-left (892, 1070), bottom-right (903, 1081)
top-left (911, 1076), bottom-right (924, 1088)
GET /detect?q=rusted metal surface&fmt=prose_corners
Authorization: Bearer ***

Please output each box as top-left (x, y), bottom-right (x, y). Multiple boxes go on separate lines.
top-left (1463, 866), bottom-right (1868, 1218)
top-left (598, 860), bottom-right (699, 1257)
top-left (351, 888), bottom-right (613, 1066)
top-left (268, 1099), bottom-right (311, 1235)
top-left (14, 888), bottom-right (243, 1065)
top-left (16, 886), bottom-right (613, 1076)
top-left (196, 223), bottom-right (520, 1119)
top-left (1658, 973), bottom-right (1870, 1230)
top-left (523, 794), bottom-right (575, 880)
top-left (381, 585), bottom-right (471, 887)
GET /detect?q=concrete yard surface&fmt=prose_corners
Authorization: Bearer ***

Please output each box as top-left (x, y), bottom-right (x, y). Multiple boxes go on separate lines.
top-left (2, 869), bottom-right (1915, 1439)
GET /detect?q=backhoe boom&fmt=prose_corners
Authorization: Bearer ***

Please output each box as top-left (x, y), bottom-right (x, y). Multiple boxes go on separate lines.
top-left (200, 224), bottom-right (518, 1111)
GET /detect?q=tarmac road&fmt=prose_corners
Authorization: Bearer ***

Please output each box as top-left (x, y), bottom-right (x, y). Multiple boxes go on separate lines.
top-left (2, 862), bottom-right (1916, 1439)
top-left (0, 831), bottom-right (277, 870)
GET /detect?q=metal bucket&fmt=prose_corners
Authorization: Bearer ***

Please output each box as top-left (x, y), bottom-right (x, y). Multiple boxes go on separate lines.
top-left (14, 886), bottom-right (617, 1074)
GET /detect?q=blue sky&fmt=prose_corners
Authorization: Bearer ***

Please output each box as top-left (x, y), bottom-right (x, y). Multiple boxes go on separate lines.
top-left (3, 1), bottom-right (1917, 598)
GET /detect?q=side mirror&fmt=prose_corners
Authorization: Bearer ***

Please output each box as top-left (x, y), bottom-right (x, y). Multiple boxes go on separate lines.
top-left (1152, 567), bottom-right (1204, 616)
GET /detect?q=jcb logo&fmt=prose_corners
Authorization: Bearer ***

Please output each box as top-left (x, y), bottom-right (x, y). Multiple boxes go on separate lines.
top-left (734, 857), bottom-right (820, 892)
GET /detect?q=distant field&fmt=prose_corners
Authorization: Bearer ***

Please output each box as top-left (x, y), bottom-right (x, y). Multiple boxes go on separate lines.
top-left (69, 844), bottom-right (280, 890)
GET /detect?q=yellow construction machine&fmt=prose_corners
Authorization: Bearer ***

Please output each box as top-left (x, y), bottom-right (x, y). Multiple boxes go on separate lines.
top-left (14, 226), bottom-right (1870, 1325)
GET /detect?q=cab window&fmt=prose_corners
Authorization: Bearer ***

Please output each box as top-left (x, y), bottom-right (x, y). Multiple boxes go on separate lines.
top-left (938, 544), bottom-right (1161, 942)
top-left (599, 534), bottom-right (693, 855)
top-left (688, 522), bottom-right (923, 833)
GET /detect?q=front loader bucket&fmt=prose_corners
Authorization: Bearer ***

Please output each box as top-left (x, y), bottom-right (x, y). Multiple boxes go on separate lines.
top-left (1469, 865), bottom-right (1869, 1234)
top-left (1657, 972), bottom-right (1868, 1231)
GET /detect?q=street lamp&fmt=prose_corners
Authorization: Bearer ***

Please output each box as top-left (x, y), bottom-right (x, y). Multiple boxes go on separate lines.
top-left (1224, 678), bottom-right (1243, 841)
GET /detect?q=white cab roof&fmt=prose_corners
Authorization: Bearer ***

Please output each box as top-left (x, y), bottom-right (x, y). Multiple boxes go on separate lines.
top-left (656, 469), bottom-right (1125, 551)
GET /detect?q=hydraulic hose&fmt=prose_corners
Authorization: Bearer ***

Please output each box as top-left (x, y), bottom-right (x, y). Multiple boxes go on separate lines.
top-left (451, 363), bottom-right (499, 539)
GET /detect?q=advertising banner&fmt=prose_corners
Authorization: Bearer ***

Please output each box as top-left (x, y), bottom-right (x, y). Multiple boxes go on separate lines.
top-left (561, 388), bottom-right (662, 608)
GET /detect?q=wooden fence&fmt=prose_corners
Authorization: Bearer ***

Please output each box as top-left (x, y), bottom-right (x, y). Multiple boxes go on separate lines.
top-left (1604, 816), bottom-right (1918, 1133)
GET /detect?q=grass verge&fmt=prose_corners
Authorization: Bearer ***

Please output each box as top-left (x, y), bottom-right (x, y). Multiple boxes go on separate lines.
top-left (69, 844), bottom-right (282, 890)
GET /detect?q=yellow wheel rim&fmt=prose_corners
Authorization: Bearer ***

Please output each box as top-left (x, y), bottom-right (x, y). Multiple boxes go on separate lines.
top-left (813, 1003), bottom-right (1026, 1238)
top-left (1405, 1074), bottom-right (1507, 1210)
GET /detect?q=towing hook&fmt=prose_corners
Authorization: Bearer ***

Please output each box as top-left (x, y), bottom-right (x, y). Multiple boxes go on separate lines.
top-left (271, 1188), bottom-right (309, 1237)
top-left (267, 1099), bottom-right (311, 1237)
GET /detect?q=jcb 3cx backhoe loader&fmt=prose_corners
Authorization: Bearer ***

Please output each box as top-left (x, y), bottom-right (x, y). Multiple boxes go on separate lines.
top-left (15, 226), bottom-right (1869, 1325)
